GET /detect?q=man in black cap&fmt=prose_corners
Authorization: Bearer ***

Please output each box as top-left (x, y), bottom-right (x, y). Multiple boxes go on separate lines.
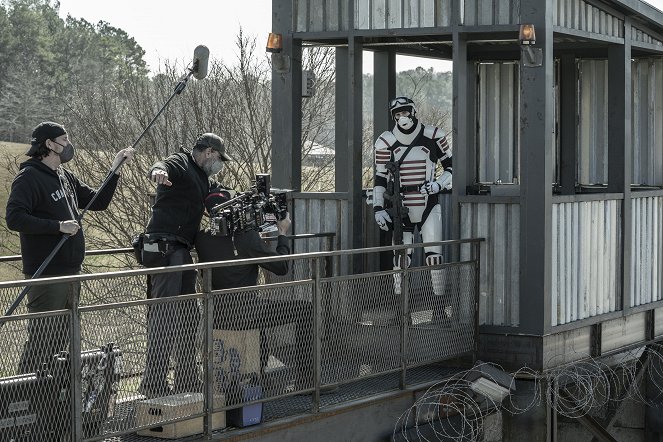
top-left (5, 121), bottom-right (134, 374)
top-left (138, 132), bottom-right (232, 398)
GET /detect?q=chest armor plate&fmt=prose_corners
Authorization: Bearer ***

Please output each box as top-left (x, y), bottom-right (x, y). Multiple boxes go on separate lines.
top-left (392, 145), bottom-right (434, 223)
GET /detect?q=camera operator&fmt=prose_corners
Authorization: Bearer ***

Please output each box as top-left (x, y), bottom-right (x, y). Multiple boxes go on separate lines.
top-left (195, 189), bottom-right (314, 393)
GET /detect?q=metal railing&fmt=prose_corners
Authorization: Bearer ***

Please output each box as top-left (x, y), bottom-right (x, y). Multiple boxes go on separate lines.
top-left (0, 238), bottom-right (481, 441)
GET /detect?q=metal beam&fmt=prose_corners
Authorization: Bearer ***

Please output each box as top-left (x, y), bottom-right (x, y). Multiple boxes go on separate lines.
top-left (271, 0), bottom-right (302, 191)
top-left (559, 54), bottom-right (577, 195)
top-left (373, 50), bottom-right (396, 269)
top-left (518, 0), bottom-right (554, 338)
top-left (607, 19), bottom-right (632, 312)
top-left (336, 38), bottom-right (364, 273)
top-left (452, 32), bottom-right (469, 247)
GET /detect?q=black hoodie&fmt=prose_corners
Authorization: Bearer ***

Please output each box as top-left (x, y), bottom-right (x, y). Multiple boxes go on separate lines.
top-left (5, 158), bottom-right (119, 276)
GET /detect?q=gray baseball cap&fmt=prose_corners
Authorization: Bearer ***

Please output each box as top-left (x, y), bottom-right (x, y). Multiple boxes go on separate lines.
top-left (195, 133), bottom-right (233, 161)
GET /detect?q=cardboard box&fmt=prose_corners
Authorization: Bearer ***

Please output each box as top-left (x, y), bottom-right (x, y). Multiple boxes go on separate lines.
top-left (212, 329), bottom-right (261, 393)
top-left (135, 392), bottom-right (225, 439)
top-left (226, 385), bottom-right (263, 428)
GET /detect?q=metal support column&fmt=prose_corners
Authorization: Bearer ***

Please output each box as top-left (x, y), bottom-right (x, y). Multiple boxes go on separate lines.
top-left (373, 50), bottom-right (397, 269)
top-left (271, 0), bottom-right (302, 191)
top-left (519, 0), bottom-right (554, 338)
top-left (559, 53), bottom-right (577, 195)
top-left (607, 21), bottom-right (632, 312)
top-left (336, 37), bottom-right (364, 272)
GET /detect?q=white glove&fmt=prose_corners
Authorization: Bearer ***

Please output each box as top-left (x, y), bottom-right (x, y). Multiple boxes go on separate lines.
top-left (420, 181), bottom-right (441, 195)
top-left (374, 209), bottom-right (392, 231)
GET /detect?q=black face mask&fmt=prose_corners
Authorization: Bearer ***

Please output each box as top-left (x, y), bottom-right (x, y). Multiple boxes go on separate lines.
top-left (51, 140), bottom-right (75, 163)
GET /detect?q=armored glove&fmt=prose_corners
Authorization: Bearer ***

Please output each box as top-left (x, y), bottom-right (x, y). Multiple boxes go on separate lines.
top-left (374, 209), bottom-right (392, 231)
top-left (420, 170), bottom-right (452, 194)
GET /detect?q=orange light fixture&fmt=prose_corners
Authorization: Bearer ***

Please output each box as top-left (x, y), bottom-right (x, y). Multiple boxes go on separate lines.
top-left (266, 32), bottom-right (283, 53)
top-left (519, 24), bottom-right (536, 45)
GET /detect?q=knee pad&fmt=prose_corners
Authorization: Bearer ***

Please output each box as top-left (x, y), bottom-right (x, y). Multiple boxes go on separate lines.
top-left (393, 254), bottom-right (412, 269)
top-left (426, 254), bottom-right (443, 266)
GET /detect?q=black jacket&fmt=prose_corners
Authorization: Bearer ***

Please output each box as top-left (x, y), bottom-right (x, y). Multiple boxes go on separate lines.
top-left (146, 149), bottom-right (213, 245)
top-left (195, 229), bottom-right (290, 290)
top-left (5, 158), bottom-right (119, 275)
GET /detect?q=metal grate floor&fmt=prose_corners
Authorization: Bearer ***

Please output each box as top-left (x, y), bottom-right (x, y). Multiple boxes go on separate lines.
top-left (98, 363), bottom-right (463, 441)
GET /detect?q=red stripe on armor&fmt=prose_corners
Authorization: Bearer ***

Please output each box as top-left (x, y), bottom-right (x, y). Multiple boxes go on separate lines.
top-left (394, 147), bottom-right (401, 154)
top-left (378, 136), bottom-right (390, 147)
top-left (401, 160), bottom-right (426, 164)
top-left (432, 128), bottom-right (438, 138)
top-left (401, 165), bottom-right (425, 170)
top-left (422, 147), bottom-right (429, 154)
top-left (376, 151), bottom-right (390, 156)
top-left (401, 172), bottom-right (425, 176)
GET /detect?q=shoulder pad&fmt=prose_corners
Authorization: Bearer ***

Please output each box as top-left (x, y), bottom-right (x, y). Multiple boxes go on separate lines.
top-left (374, 131), bottom-right (398, 150)
top-left (423, 125), bottom-right (445, 140)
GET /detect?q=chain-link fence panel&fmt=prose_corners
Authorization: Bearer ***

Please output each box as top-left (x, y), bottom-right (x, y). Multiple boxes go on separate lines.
top-left (211, 281), bottom-right (315, 406)
top-left (321, 272), bottom-right (403, 385)
top-left (407, 263), bottom-right (477, 366)
top-left (0, 310), bottom-right (73, 440)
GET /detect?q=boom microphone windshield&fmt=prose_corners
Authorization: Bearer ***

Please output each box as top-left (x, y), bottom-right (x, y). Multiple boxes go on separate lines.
top-left (192, 45), bottom-right (210, 80)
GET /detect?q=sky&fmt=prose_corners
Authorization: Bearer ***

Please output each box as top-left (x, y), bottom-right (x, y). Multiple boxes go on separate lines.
top-left (56, 0), bottom-right (663, 75)
top-left (55, 0), bottom-right (452, 74)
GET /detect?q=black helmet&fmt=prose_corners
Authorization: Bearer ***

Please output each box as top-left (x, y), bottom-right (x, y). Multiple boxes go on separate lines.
top-left (389, 96), bottom-right (417, 120)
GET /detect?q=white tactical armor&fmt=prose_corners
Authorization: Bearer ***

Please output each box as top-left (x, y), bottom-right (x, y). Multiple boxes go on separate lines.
top-left (372, 97), bottom-right (452, 298)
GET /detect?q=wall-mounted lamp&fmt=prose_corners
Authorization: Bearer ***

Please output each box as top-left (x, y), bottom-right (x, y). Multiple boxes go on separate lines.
top-left (266, 32), bottom-right (290, 74)
top-left (519, 24), bottom-right (536, 45)
top-left (266, 32), bottom-right (283, 53)
top-left (519, 24), bottom-right (542, 67)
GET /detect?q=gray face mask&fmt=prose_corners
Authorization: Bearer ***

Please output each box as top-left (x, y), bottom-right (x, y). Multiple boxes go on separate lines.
top-left (52, 140), bottom-right (75, 163)
top-left (203, 158), bottom-right (224, 177)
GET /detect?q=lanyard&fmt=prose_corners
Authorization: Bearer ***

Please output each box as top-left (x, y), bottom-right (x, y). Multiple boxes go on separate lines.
top-left (57, 168), bottom-right (78, 221)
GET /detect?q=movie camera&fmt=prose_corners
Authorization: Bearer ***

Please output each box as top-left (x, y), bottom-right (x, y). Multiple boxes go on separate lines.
top-left (208, 174), bottom-right (290, 236)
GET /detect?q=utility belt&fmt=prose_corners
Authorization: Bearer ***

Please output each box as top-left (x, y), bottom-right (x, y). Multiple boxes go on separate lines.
top-left (143, 233), bottom-right (191, 249)
top-left (400, 185), bottom-right (421, 193)
top-left (131, 232), bottom-right (191, 267)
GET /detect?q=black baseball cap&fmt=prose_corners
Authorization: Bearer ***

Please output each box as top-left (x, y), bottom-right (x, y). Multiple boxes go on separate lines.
top-left (26, 121), bottom-right (67, 156)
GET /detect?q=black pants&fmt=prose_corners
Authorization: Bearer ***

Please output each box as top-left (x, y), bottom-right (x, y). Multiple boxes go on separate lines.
top-left (140, 247), bottom-right (199, 394)
top-left (18, 277), bottom-right (80, 374)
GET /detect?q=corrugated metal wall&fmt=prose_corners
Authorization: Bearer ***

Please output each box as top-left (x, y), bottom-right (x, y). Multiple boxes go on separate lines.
top-left (632, 58), bottom-right (663, 186)
top-left (631, 26), bottom-right (663, 46)
top-left (460, 202), bottom-right (519, 326)
top-left (294, 0), bottom-right (454, 31)
top-left (477, 62), bottom-right (519, 184)
top-left (553, 0), bottom-right (623, 38)
top-left (578, 59), bottom-right (608, 185)
top-left (292, 193), bottom-right (347, 252)
top-left (463, 0), bottom-right (519, 26)
top-left (631, 196), bottom-right (663, 307)
top-left (294, 0), bottom-right (628, 33)
top-left (295, 0), bottom-right (348, 32)
top-left (551, 200), bottom-right (621, 326)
